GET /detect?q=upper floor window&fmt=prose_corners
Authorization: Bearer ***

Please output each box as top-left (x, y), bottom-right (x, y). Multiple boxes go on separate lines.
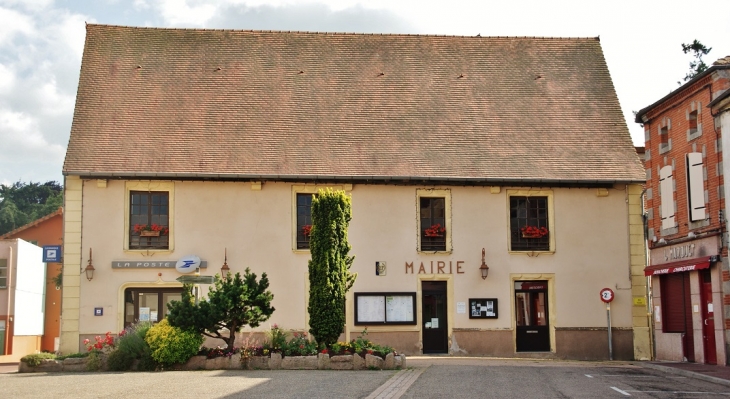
top-left (688, 111), bottom-right (698, 134)
top-left (510, 196), bottom-right (550, 252)
top-left (417, 189), bottom-right (451, 253)
top-left (129, 191), bottom-right (169, 250)
top-left (0, 259), bottom-right (6, 288)
top-left (420, 197), bottom-right (446, 251)
top-left (296, 193), bottom-right (314, 250)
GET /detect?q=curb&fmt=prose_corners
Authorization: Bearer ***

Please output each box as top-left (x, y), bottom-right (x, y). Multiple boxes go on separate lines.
top-left (640, 362), bottom-right (730, 388)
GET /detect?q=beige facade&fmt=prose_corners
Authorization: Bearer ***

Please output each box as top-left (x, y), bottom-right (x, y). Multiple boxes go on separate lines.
top-left (61, 177), bottom-right (648, 360)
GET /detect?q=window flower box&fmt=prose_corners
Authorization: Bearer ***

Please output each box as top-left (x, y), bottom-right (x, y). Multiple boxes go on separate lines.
top-left (521, 226), bottom-right (548, 238)
top-left (134, 223), bottom-right (168, 236)
top-left (424, 223), bottom-right (446, 237)
top-left (302, 225), bottom-right (312, 237)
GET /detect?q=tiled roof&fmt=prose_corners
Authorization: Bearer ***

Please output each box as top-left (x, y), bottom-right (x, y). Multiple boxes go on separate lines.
top-left (0, 207), bottom-right (63, 239)
top-left (64, 25), bottom-right (643, 184)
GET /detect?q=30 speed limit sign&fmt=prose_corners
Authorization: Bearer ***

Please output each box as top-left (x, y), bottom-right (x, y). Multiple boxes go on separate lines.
top-left (600, 288), bottom-right (615, 303)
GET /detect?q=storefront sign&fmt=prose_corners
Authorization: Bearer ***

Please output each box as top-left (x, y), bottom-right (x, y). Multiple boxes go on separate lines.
top-left (664, 244), bottom-right (695, 262)
top-left (405, 261), bottom-right (465, 274)
top-left (111, 260), bottom-right (208, 269)
top-left (645, 261), bottom-right (710, 276)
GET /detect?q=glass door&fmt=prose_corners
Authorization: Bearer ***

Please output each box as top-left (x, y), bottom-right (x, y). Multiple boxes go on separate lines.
top-left (422, 281), bottom-right (447, 353)
top-left (515, 281), bottom-right (550, 352)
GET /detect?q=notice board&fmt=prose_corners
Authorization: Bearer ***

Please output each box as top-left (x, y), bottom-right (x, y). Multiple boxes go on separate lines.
top-left (355, 292), bottom-right (416, 325)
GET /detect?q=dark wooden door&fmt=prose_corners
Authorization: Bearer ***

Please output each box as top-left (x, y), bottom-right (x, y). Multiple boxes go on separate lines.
top-left (515, 281), bottom-right (550, 352)
top-left (422, 281), bottom-right (447, 353)
top-left (700, 269), bottom-right (717, 364)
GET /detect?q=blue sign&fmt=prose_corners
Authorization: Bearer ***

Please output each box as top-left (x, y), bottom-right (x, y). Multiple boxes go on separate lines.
top-left (43, 245), bottom-right (62, 262)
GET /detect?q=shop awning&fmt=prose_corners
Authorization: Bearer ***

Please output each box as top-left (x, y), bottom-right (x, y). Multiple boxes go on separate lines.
top-left (644, 256), bottom-right (713, 276)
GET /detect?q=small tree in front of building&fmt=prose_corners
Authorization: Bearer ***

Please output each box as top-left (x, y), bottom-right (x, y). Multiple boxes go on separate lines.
top-left (307, 188), bottom-right (357, 347)
top-left (167, 268), bottom-right (275, 348)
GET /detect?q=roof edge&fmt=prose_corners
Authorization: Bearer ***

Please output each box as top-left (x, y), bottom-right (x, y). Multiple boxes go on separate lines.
top-left (0, 207), bottom-right (63, 239)
top-left (63, 171), bottom-right (644, 187)
top-left (635, 65), bottom-right (730, 123)
top-left (85, 23), bottom-right (600, 41)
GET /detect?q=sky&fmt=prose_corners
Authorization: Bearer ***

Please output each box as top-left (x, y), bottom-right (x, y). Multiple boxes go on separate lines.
top-left (0, 0), bottom-right (728, 186)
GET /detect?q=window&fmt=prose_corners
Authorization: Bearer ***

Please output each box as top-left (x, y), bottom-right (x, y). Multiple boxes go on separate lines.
top-left (0, 259), bottom-right (6, 288)
top-left (689, 111), bottom-right (698, 134)
top-left (124, 287), bottom-right (183, 328)
top-left (686, 153), bottom-right (706, 221)
top-left (659, 165), bottom-right (675, 230)
top-left (129, 191), bottom-right (169, 250)
top-left (296, 193), bottom-right (314, 249)
top-left (510, 196), bottom-right (550, 251)
top-left (420, 197), bottom-right (446, 251)
top-left (660, 126), bottom-right (668, 145)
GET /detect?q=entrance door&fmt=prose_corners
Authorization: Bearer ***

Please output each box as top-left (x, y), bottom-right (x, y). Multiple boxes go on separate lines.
top-left (700, 269), bottom-right (717, 364)
top-left (515, 281), bottom-right (550, 352)
top-left (422, 281), bottom-right (447, 353)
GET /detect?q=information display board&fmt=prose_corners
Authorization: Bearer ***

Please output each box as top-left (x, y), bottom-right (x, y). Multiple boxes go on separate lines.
top-left (355, 292), bottom-right (416, 325)
top-left (469, 298), bottom-right (498, 319)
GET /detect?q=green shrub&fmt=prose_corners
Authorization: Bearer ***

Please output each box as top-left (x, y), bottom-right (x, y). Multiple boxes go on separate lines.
top-left (265, 324), bottom-right (287, 350)
top-left (106, 321), bottom-right (155, 371)
top-left (20, 353), bottom-right (56, 367)
top-left (106, 349), bottom-right (135, 371)
top-left (85, 351), bottom-right (103, 371)
top-left (136, 350), bottom-right (157, 371)
top-left (145, 319), bottom-right (203, 366)
top-left (55, 352), bottom-right (89, 361)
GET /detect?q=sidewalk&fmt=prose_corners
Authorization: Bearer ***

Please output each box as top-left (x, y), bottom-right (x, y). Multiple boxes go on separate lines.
top-left (642, 361), bottom-right (730, 387)
top-left (0, 363), bottom-right (18, 374)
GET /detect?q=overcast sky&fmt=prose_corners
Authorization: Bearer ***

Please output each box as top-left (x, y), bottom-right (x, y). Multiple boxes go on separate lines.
top-left (1, 0), bottom-right (729, 185)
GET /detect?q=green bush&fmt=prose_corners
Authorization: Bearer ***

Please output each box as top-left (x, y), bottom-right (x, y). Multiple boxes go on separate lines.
top-left (20, 353), bottom-right (56, 367)
top-left (107, 321), bottom-right (154, 371)
top-left (145, 319), bottom-right (203, 367)
top-left (265, 324), bottom-right (287, 350)
top-left (55, 352), bottom-right (89, 361)
top-left (106, 349), bottom-right (135, 371)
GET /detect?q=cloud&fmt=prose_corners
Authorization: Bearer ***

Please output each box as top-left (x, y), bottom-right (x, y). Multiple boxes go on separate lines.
top-left (0, 4), bottom-right (89, 184)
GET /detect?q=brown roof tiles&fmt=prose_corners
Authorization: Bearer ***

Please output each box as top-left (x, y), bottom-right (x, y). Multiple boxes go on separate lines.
top-left (64, 24), bottom-right (643, 184)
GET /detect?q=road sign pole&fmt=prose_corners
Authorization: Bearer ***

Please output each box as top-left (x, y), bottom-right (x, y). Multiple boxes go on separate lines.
top-left (607, 302), bottom-right (613, 361)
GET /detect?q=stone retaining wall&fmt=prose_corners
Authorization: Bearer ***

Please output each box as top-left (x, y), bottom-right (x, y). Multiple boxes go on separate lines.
top-left (19, 353), bottom-right (406, 373)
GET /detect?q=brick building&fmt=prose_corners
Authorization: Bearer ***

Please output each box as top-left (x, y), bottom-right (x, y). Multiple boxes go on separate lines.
top-left (636, 56), bottom-right (730, 364)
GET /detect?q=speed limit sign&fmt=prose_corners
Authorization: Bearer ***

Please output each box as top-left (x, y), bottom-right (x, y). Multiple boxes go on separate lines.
top-left (600, 288), bottom-right (614, 303)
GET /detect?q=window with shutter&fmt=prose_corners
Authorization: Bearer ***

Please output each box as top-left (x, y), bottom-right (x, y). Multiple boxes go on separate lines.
top-left (659, 165), bottom-right (675, 230)
top-left (660, 273), bottom-right (690, 333)
top-left (686, 153), bottom-right (706, 221)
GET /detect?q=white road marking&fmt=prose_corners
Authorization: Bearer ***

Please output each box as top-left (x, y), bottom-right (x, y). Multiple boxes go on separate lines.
top-left (624, 390), bottom-right (730, 395)
top-left (585, 374), bottom-right (593, 378)
top-left (611, 386), bottom-right (631, 396)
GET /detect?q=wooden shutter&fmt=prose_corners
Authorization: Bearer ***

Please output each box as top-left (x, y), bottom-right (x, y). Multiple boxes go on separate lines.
top-left (687, 153), bottom-right (706, 221)
top-left (660, 273), bottom-right (689, 333)
top-left (659, 165), bottom-right (675, 230)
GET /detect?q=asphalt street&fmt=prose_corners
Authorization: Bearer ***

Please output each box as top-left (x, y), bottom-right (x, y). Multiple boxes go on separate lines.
top-left (2, 358), bottom-right (730, 398)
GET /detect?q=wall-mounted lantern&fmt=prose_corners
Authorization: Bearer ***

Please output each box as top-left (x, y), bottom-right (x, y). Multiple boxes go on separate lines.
top-left (479, 248), bottom-right (489, 280)
top-left (84, 248), bottom-right (95, 281)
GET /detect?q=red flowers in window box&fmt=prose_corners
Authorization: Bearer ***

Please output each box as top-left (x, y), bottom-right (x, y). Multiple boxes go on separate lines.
top-left (521, 225), bottom-right (548, 238)
top-left (424, 223), bottom-right (446, 237)
top-left (134, 223), bottom-right (169, 236)
top-left (302, 225), bottom-right (312, 237)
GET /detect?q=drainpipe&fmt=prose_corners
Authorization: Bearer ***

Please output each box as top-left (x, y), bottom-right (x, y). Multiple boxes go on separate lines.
top-left (4, 243), bottom-right (13, 355)
top-left (639, 188), bottom-right (656, 361)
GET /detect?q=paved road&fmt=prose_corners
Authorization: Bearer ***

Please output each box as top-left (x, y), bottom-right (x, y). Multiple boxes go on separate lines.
top-left (3, 358), bottom-right (730, 398)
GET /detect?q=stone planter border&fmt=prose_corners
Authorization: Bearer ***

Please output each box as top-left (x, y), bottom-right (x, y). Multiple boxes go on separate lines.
top-left (19, 352), bottom-right (406, 373)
